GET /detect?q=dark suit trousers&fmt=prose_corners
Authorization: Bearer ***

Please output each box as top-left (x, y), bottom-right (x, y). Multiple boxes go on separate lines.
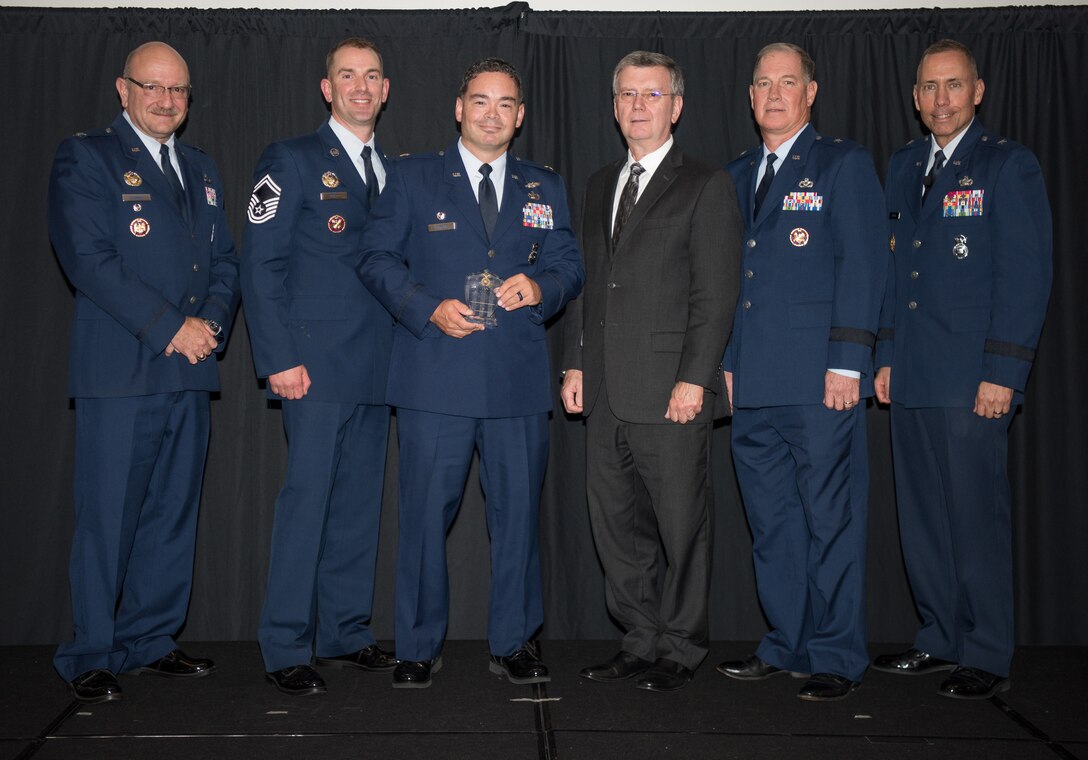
top-left (890, 403), bottom-right (1015, 677)
top-left (731, 404), bottom-right (869, 682)
top-left (258, 401), bottom-right (390, 672)
top-left (585, 384), bottom-right (712, 671)
top-left (54, 392), bottom-right (209, 681)
top-left (394, 409), bottom-right (547, 662)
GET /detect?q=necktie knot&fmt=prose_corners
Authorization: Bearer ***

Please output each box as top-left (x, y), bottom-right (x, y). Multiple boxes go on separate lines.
top-left (923, 149), bottom-right (946, 204)
top-left (629, 162), bottom-right (645, 178)
top-left (480, 163), bottom-right (493, 179)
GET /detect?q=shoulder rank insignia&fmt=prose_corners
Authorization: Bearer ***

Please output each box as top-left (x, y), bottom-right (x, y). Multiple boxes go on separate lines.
top-left (247, 174), bottom-right (282, 224)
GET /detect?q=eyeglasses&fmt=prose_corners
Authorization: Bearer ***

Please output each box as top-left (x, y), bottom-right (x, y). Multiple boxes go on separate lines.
top-left (124, 76), bottom-right (192, 99)
top-left (615, 90), bottom-right (675, 103)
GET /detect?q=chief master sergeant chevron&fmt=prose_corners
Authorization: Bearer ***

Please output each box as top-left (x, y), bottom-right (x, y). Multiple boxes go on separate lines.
top-left (872, 39), bottom-right (1052, 700)
top-left (48, 41), bottom-right (240, 704)
top-left (358, 57), bottom-right (584, 689)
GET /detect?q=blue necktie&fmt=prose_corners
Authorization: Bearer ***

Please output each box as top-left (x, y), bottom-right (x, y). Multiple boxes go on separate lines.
top-left (362, 145), bottom-right (380, 208)
top-left (753, 152), bottom-right (777, 217)
top-left (479, 163), bottom-right (498, 240)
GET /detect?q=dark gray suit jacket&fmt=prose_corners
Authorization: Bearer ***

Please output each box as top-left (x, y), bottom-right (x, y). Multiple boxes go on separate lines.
top-left (563, 143), bottom-right (742, 423)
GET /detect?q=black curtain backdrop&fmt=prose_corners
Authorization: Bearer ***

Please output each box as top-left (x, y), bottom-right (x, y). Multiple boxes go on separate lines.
top-left (0, 4), bottom-right (1084, 648)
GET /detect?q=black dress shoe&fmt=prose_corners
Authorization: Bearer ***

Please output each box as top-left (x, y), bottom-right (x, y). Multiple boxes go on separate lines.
top-left (393, 657), bottom-right (442, 689)
top-left (797, 673), bottom-right (859, 701)
top-left (490, 642), bottom-right (550, 684)
top-left (266, 665), bottom-right (327, 696)
top-left (138, 649), bottom-right (215, 678)
top-left (316, 644), bottom-right (397, 671)
top-left (635, 658), bottom-right (694, 692)
top-left (872, 647), bottom-right (955, 675)
top-left (70, 669), bottom-right (123, 704)
top-left (716, 654), bottom-right (785, 681)
top-left (938, 666), bottom-right (1010, 700)
top-left (579, 651), bottom-right (653, 682)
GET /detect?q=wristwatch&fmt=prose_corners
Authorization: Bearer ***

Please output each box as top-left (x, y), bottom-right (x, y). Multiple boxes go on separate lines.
top-left (203, 318), bottom-right (224, 343)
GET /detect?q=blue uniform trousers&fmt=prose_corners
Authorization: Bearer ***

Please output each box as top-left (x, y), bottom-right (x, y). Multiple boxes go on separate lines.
top-left (55, 391), bottom-right (209, 681)
top-left (258, 400), bottom-right (389, 672)
top-left (394, 409), bottom-right (547, 662)
top-left (731, 403), bottom-right (869, 682)
top-left (890, 403), bottom-right (1014, 677)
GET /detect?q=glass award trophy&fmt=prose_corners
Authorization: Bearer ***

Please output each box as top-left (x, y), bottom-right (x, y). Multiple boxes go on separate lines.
top-left (465, 270), bottom-right (503, 328)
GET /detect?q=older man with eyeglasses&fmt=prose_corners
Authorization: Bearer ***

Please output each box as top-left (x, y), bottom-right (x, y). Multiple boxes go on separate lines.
top-left (48, 41), bottom-right (239, 704)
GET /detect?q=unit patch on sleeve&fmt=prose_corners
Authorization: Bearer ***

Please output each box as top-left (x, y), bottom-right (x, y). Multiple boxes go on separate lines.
top-left (247, 174), bottom-right (282, 224)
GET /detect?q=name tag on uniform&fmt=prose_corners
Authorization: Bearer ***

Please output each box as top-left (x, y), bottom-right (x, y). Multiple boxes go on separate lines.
top-left (428, 222), bottom-right (457, 232)
top-left (320, 191), bottom-right (348, 201)
top-left (522, 202), bottom-right (554, 229)
top-left (122, 193), bottom-right (152, 202)
top-left (782, 192), bottom-right (823, 211)
top-left (943, 189), bottom-right (984, 217)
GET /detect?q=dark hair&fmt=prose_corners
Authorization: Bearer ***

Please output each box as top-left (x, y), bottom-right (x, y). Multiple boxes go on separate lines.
top-left (326, 37), bottom-right (384, 78)
top-left (612, 51), bottom-right (684, 97)
top-left (753, 42), bottom-right (815, 83)
top-left (458, 58), bottom-right (524, 103)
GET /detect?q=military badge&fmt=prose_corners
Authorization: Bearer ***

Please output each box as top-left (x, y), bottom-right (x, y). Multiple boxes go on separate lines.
top-left (329, 148), bottom-right (340, 157)
top-left (123, 171), bottom-right (142, 187)
top-left (528, 191), bottom-right (541, 201)
top-left (437, 211), bottom-right (446, 220)
top-left (328, 215), bottom-right (346, 233)
top-left (890, 234), bottom-right (895, 252)
top-left (130, 218), bottom-right (150, 237)
top-left (247, 174), bottom-right (282, 224)
top-left (783, 192), bottom-right (823, 211)
top-left (943, 189), bottom-right (984, 218)
top-left (798, 178), bottom-right (814, 189)
top-left (789, 228), bottom-right (810, 247)
top-left (528, 243), bottom-right (540, 264)
top-left (322, 172), bottom-right (340, 188)
top-left (522, 203), bottom-right (554, 230)
top-left (958, 176), bottom-right (974, 187)
top-left (525, 181), bottom-right (541, 189)
top-left (205, 187), bottom-right (217, 206)
top-left (952, 235), bottom-right (969, 260)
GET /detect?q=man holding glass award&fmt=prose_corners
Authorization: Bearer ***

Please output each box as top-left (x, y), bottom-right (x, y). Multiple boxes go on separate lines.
top-left (358, 58), bottom-right (584, 689)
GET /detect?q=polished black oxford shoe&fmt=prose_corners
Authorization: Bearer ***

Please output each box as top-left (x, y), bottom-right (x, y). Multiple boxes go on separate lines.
top-left (70, 669), bottom-right (123, 704)
top-left (138, 649), bottom-right (215, 678)
top-left (872, 647), bottom-right (955, 675)
top-left (938, 666), bottom-right (1010, 700)
top-left (490, 642), bottom-right (550, 684)
top-left (316, 644), bottom-right (397, 671)
top-left (635, 658), bottom-right (694, 692)
top-left (266, 665), bottom-right (327, 696)
top-left (716, 654), bottom-right (786, 681)
top-left (797, 673), bottom-right (859, 701)
top-left (393, 657), bottom-right (442, 689)
top-left (579, 650), bottom-right (653, 682)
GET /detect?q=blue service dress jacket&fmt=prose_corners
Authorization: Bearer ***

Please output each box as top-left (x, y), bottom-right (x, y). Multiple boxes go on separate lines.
top-left (724, 125), bottom-right (886, 405)
top-left (358, 142), bottom-right (584, 418)
top-left (241, 122), bottom-right (392, 404)
top-left (49, 113), bottom-right (240, 397)
top-left (876, 119), bottom-right (1052, 406)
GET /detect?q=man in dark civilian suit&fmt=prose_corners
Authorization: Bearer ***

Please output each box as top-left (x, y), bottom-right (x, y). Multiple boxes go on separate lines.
top-left (872, 39), bottom-right (1052, 699)
top-left (716, 43), bottom-right (885, 701)
top-left (358, 58), bottom-right (584, 689)
top-left (241, 38), bottom-right (397, 696)
top-left (561, 50), bottom-right (742, 692)
top-left (48, 41), bottom-right (240, 703)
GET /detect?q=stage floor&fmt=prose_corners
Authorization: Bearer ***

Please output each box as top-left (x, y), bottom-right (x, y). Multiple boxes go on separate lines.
top-left (5, 641), bottom-right (1085, 759)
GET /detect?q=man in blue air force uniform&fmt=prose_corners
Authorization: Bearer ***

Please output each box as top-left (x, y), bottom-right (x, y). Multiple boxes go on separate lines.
top-left (48, 41), bottom-right (239, 703)
top-left (717, 43), bottom-right (885, 701)
top-left (359, 58), bottom-right (584, 689)
top-left (872, 39), bottom-right (1052, 700)
top-left (241, 38), bottom-right (397, 696)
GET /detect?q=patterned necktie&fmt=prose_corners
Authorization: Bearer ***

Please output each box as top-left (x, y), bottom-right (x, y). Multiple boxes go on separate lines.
top-left (612, 162), bottom-right (645, 248)
top-left (362, 145), bottom-right (380, 208)
top-left (159, 143), bottom-right (189, 224)
top-left (479, 163), bottom-right (498, 240)
top-left (753, 152), bottom-right (777, 217)
top-left (922, 149), bottom-right (946, 205)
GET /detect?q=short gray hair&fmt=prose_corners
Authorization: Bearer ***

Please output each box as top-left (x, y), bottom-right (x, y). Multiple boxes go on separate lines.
top-left (612, 51), bottom-right (684, 97)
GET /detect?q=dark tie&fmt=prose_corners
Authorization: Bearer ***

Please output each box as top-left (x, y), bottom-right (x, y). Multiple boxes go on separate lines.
top-left (612, 162), bottom-right (645, 248)
top-left (753, 152), bottom-right (777, 217)
top-left (922, 149), bottom-right (946, 205)
top-left (362, 145), bottom-right (380, 208)
top-left (479, 163), bottom-right (498, 240)
top-left (159, 143), bottom-right (189, 224)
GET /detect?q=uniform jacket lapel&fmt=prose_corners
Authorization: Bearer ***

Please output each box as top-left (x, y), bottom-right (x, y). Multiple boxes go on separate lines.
top-left (114, 115), bottom-right (185, 226)
top-left (922, 119), bottom-right (984, 222)
top-left (444, 143), bottom-right (488, 242)
top-left (754, 125), bottom-right (817, 229)
top-left (318, 122), bottom-right (370, 213)
top-left (613, 143), bottom-right (681, 252)
top-left (602, 159), bottom-right (624, 257)
top-left (491, 153), bottom-right (522, 243)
